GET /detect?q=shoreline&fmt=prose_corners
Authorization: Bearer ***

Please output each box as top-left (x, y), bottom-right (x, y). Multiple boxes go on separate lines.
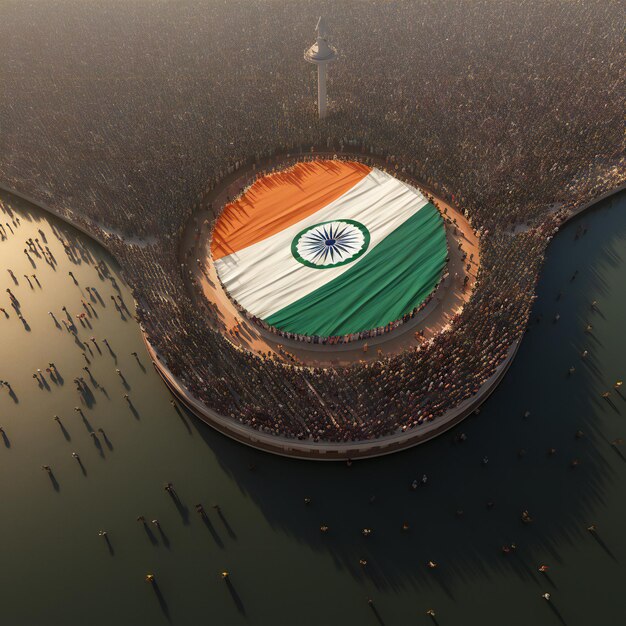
top-left (1, 173), bottom-right (623, 461)
top-left (144, 329), bottom-right (520, 460)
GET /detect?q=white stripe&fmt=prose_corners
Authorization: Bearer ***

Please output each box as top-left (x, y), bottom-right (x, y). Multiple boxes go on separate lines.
top-left (214, 168), bottom-right (429, 319)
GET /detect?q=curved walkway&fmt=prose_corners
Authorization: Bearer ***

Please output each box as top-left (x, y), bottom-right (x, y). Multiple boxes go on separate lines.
top-left (2, 172), bottom-right (623, 461)
top-left (144, 331), bottom-right (520, 460)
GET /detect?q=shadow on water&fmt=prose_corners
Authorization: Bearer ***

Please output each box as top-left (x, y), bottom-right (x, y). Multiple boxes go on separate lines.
top-left (58, 421), bottom-right (71, 442)
top-left (590, 529), bottom-right (618, 562)
top-left (167, 489), bottom-right (190, 525)
top-left (368, 601), bottom-right (385, 626)
top-left (143, 524), bottom-right (159, 546)
top-left (127, 399), bottom-right (140, 419)
top-left (80, 384), bottom-right (96, 409)
top-left (99, 429), bottom-right (114, 451)
top-left (157, 525), bottom-right (171, 549)
top-left (92, 434), bottom-right (105, 458)
top-left (215, 507), bottom-right (237, 540)
top-left (546, 599), bottom-right (568, 625)
top-left (199, 510), bottom-right (224, 548)
top-left (1, 178), bottom-right (623, 625)
top-left (78, 410), bottom-right (94, 433)
top-left (48, 471), bottom-right (60, 492)
top-left (104, 535), bottom-right (114, 556)
top-left (224, 578), bottom-right (246, 615)
top-left (184, 193), bottom-right (626, 597)
top-left (172, 403), bottom-right (192, 434)
top-left (151, 581), bottom-right (171, 622)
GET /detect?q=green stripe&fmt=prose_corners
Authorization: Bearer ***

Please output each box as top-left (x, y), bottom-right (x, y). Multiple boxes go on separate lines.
top-left (264, 203), bottom-right (447, 337)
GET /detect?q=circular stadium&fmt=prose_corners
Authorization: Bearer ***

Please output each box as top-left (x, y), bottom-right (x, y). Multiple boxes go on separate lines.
top-left (167, 151), bottom-right (486, 459)
top-left (211, 159), bottom-right (448, 342)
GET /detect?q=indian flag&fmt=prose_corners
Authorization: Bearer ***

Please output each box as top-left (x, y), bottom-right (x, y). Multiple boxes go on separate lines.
top-left (212, 160), bottom-right (447, 337)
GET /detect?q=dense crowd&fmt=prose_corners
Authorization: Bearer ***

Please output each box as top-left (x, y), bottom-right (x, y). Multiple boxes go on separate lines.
top-left (1, 0), bottom-right (624, 443)
top-left (239, 283), bottom-right (443, 346)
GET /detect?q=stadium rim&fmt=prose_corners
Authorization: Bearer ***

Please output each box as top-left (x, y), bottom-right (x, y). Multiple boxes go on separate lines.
top-left (1, 161), bottom-right (623, 461)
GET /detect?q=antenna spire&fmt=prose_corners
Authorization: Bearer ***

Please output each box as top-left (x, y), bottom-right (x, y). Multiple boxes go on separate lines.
top-left (304, 17), bottom-right (338, 119)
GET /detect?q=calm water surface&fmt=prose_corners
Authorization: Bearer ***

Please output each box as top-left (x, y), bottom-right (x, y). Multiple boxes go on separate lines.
top-left (0, 190), bottom-right (625, 626)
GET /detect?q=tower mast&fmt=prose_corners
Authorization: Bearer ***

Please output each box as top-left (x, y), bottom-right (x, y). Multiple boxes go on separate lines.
top-left (304, 17), bottom-right (338, 120)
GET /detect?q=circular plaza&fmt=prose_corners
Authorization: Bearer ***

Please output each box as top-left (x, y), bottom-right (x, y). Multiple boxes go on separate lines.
top-left (162, 151), bottom-right (500, 460)
top-left (211, 160), bottom-right (448, 344)
top-left (184, 153), bottom-right (481, 371)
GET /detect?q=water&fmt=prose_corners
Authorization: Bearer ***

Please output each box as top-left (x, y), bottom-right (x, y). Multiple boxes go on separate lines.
top-left (0, 189), bottom-right (625, 626)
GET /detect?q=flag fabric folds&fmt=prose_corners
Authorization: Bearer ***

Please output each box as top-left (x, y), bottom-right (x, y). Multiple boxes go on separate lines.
top-left (212, 160), bottom-right (447, 337)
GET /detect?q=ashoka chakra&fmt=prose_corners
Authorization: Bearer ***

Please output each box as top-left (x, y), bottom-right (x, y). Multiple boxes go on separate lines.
top-left (291, 219), bottom-right (370, 269)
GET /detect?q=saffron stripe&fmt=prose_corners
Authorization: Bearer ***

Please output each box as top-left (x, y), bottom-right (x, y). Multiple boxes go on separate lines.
top-left (213, 168), bottom-right (430, 319)
top-left (211, 160), bottom-right (371, 260)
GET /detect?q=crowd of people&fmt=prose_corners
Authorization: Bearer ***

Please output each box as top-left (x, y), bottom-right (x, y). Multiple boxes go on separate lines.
top-left (239, 283), bottom-right (443, 346)
top-left (1, 0), bottom-right (624, 443)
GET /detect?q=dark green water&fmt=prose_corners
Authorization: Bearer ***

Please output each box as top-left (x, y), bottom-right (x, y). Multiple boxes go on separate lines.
top-left (0, 190), bottom-right (625, 626)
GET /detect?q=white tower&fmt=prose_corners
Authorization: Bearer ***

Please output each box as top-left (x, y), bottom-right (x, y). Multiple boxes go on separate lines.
top-left (304, 17), bottom-right (338, 120)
